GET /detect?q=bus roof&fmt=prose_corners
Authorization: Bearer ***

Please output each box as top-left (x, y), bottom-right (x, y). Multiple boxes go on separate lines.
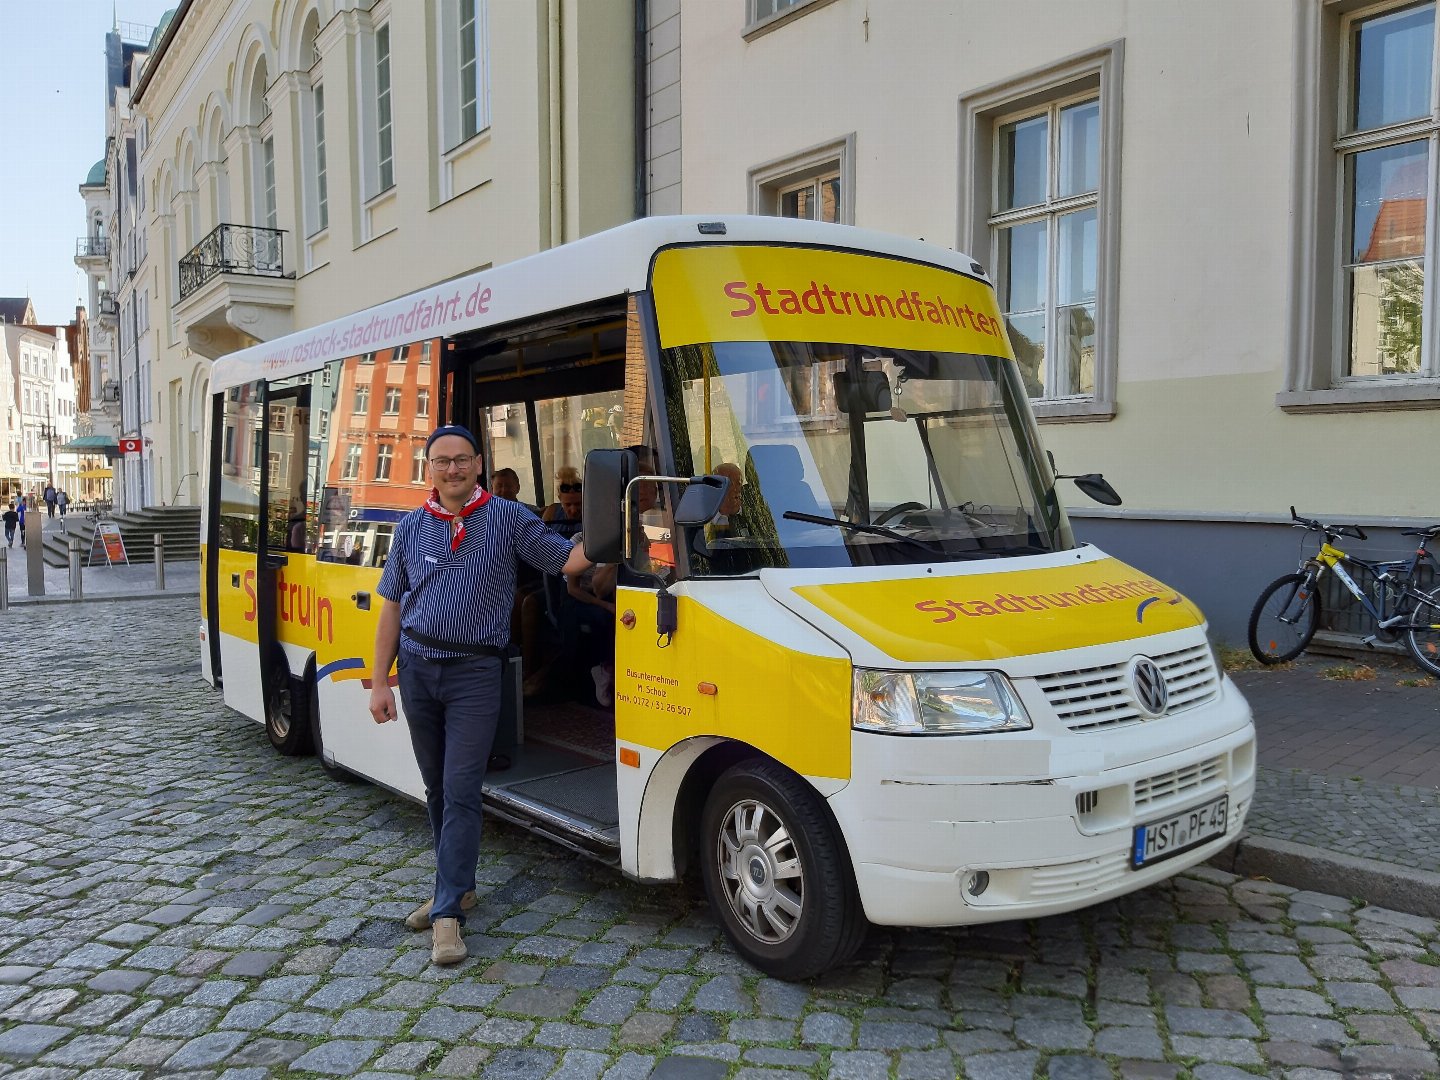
top-left (209, 215), bottom-right (988, 393)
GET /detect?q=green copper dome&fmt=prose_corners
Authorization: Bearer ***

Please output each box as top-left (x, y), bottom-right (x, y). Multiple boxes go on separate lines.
top-left (85, 158), bottom-right (107, 186)
top-left (147, 9), bottom-right (175, 52)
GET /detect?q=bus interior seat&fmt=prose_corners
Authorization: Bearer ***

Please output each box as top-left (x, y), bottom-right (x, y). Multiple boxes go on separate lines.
top-left (745, 443), bottom-right (828, 548)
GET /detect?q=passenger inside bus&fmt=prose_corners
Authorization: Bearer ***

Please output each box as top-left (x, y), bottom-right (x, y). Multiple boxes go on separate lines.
top-left (539, 467), bottom-right (583, 539)
top-left (489, 467), bottom-right (523, 504)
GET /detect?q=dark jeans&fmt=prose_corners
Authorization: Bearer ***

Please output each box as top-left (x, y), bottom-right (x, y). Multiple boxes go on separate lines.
top-left (397, 649), bottom-right (502, 924)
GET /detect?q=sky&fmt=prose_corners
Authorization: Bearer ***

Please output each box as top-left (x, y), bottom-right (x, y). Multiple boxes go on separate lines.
top-left (0, 0), bottom-right (178, 326)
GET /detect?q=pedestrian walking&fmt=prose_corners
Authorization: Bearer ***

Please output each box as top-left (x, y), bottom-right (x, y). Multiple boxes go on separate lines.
top-left (57, 490), bottom-right (68, 518)
top-left (43, 484), bottom-right (56, 519)
top-left (2, 503), bottom-right (16, 547)
top-left (16, 497), bottom-right (26, 548)
top-left (368, 424), bottom-right (594, 965)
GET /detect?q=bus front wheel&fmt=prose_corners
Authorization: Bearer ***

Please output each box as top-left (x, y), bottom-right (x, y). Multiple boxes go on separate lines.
top-left (265, 668), bottom-right (313, 756)
top-left (699, 760), bottom-right (866, 981)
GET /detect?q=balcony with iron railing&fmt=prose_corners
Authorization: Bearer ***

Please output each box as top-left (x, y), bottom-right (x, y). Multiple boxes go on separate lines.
top-left (174, 223), bottom-right (294, 358)
top-left (178, 223), bottom-right (286, 301)
top-left (75, 236), bottom-right (110, 259)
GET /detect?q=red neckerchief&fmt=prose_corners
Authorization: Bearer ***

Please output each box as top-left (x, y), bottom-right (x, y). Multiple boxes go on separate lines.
top-left (422, 485), bottom-right (491, 551)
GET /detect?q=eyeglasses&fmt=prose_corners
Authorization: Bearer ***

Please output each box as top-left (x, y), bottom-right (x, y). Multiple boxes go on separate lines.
top-left (558, 482), bottom-right (582, 493)
top-left (429, 454), bottom-right (476, 471)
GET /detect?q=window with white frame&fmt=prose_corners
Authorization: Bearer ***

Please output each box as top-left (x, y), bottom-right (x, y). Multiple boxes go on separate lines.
top-left (1289, 2), bottom-right (1440, 406)
top-left (750, 135), bottom-right (855, 224)
top-left (1341, 2), bottom-right (1433, 379)
top-left (991, 96), bottom-right (1100, 401)
top-left (313, 82), bottom-right (329, 233)
top-left (441, 0), bottom-right (489, 151)
top-left (374, 442), bottom-right (393, 480)
top-left (376, 22), bottom-right (395, 192)
top-left (411, 446), bottom-right (426, 482)
top-left (960, 43), bottom-right (1122, 420)
top-left (383, 386), bottom-right (402, 414)
top-left (261, 136), bottom-right (278, 230)
top-left (745, 0), bottom-right (838, 35)
top-left (416, 387), bottom-right (430, 416)
top-left (342, 443), bottom-right (361, 479)
top-left (353, 384), bottom-right (370, 413)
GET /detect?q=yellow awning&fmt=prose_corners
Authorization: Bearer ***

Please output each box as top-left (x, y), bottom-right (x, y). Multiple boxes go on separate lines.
top-left (76, 468), bottom-right (114, 479)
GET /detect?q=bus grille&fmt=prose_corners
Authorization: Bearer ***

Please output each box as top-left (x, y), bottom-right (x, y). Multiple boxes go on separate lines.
top-left (1035, 644), bottom-right (1219, 733)
top-left (1133, 755), bottom-right (1226, 811)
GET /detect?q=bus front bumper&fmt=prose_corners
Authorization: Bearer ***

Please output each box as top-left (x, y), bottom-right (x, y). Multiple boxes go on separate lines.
top-left (829, 718), bottom-right (1256, 927)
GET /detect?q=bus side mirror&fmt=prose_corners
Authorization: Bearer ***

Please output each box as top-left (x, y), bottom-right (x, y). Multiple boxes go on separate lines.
top-left (674, 475), bottom-right (729, 527)
top-left (582, 448), bottom-right (635, 564)
top-left (1049, 451), bottom-right (1123, 506)
top-left (1072, 473), bottom-right (1122, 506)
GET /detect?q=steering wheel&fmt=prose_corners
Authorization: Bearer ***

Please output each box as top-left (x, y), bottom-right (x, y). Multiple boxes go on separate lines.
top-left (874, 501), bottom-right (928, 526)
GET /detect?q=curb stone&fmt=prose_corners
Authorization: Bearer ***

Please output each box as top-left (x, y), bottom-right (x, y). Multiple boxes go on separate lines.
top-left (1210, 833), bottom-right (1440, 918)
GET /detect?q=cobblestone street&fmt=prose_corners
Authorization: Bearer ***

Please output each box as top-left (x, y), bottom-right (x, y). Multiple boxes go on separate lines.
top-left (2, 597), bottom-right (1439, 1079)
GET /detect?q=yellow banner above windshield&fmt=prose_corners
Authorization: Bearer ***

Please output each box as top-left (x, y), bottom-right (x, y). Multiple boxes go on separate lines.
top-left (651, 245), bottom-right (1014, 357)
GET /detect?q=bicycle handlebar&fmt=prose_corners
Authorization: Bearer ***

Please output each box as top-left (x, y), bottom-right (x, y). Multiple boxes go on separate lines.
top-left (1289, 505), bottom-right (1367, 542)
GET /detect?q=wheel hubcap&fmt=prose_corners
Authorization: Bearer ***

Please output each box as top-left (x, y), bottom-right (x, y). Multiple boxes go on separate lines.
top-left (715, 798), bottom-right (803, 944)
top-left (269, 682), bottom-right (291, 738)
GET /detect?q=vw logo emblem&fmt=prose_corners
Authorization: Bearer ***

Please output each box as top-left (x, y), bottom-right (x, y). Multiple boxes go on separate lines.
top-left (1129, 656), bottom-right (1169, 718)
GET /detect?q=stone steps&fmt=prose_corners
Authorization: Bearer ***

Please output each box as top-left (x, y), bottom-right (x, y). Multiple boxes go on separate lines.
top-left (39, 506), bottom-right (201, 568)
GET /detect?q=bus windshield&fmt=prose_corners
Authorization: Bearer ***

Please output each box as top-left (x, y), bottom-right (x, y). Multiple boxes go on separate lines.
top-left (661, 339), bottom-right (1075, 575)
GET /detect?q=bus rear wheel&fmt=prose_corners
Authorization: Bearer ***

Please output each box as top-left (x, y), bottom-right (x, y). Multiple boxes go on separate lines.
top-left (265, 668), bottom-right (313, 756)
top-left (699, 760), bottom-right (866, 981)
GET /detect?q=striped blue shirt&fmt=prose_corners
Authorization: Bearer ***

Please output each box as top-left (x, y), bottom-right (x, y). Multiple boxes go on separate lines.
top-left (377, 496), bottom-right (574, 659)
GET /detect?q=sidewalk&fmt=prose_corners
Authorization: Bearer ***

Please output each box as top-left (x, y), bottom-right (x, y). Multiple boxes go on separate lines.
top-left (1220, 653), bottom-right (1440, 916)
top-left (0, 518), bottom-right (199, 605)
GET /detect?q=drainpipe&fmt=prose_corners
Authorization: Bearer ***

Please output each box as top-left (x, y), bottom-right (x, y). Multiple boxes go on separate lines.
top-left (548, 0), bottom-right (563, 248)
top-left (634, 0), bottom-right (647, 218)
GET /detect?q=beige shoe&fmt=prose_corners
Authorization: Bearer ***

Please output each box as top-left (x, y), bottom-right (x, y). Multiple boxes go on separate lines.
top-left (431, 917), bottom-right (467, 965)
top-left (405, 889), bottom-right (478, 931)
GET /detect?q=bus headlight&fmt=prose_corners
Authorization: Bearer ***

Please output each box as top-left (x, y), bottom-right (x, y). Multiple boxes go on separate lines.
top-left (853, 669), bottom-right (1031, 735)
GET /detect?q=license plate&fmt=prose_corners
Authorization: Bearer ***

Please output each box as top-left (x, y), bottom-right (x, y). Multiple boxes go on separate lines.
top-left (1131, 794), bottom-right (1229, 869)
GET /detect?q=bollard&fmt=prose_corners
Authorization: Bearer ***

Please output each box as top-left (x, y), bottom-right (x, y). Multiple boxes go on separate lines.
top-left (154, 533), bottom-right (166, 590)
top-left (68, 536), bottom-right (83, 601)
top-left (0, 544), bottom-right (8, 611)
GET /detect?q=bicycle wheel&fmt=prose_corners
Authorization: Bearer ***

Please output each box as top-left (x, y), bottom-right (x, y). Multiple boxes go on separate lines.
top-left (1404, 586), bottom-right (1440, 679)
top-left (1248, 572), bottom-right (1321, 664)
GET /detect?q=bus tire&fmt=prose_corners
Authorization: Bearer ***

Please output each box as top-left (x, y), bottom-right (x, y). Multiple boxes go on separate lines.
top-left (699, 759), bottom-right (866, 981)
top-left (265, 666), bottom-right (313, 756)
top-left (312, 679), bottom-right (363, 783)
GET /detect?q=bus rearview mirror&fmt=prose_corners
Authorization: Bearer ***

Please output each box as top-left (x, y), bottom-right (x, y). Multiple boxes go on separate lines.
top-left (582, 448), bottom-right (635, 564)
top-left (674, 475), bottom-right (728, 528)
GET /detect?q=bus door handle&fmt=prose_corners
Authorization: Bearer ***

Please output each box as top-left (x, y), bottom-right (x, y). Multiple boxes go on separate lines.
top-left (352, 591), bottom-right (371, 610)
top-left (263, 554), bottom-right (289, 569)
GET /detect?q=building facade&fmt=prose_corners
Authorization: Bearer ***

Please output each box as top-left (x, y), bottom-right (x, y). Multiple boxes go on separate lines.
top-left (0, 322), bottom-right (78, 502)
top-left (95, 0), bottom-right (634, 516)
top-left (656, 0), bottom-right (1439, 640)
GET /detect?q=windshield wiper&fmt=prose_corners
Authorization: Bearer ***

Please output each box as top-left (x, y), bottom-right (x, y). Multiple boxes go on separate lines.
top-left (781, 511), bottom-right (946, 556)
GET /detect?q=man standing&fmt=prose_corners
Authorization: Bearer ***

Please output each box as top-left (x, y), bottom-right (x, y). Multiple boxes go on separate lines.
top-left (369, 425), bottom-right (593, 965)
top-left (2, 503), bottom-right (17, 547)
top-left (43, 484), bottom-right (56, 518)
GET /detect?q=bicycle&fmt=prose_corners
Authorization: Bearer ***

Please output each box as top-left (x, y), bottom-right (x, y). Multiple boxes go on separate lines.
top-left (1247, 507), bottom-right (1440, 677)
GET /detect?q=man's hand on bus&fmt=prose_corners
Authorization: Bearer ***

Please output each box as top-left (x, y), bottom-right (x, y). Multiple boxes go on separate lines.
top-left (370, 683), bottom-right (398, 724)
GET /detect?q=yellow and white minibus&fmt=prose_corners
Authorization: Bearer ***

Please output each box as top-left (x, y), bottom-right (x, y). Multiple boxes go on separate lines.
top-left (200, 216), bottom-right (1255, 979)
